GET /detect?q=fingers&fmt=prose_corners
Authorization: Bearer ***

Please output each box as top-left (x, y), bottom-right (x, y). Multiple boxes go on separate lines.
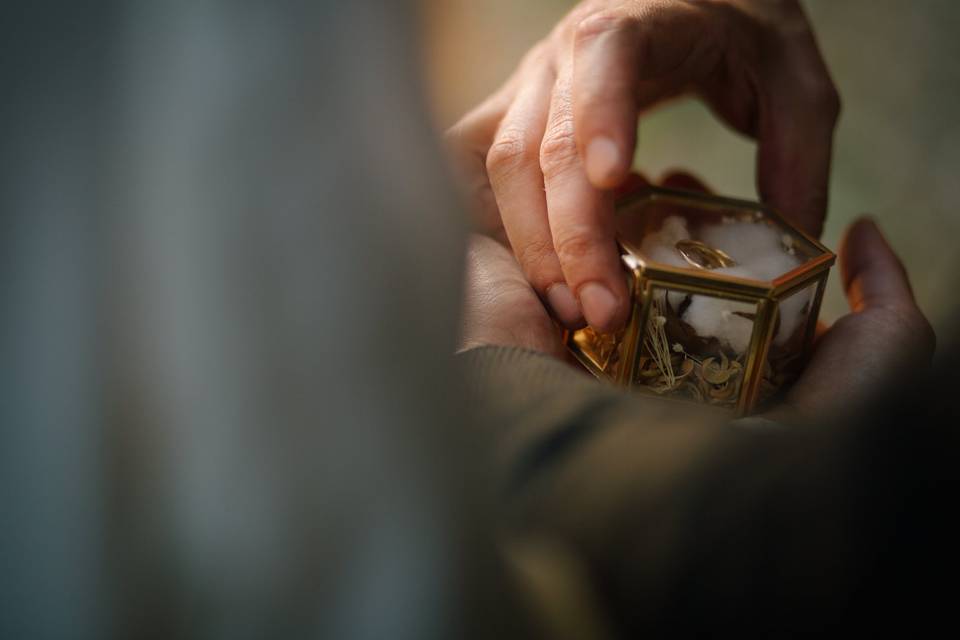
top-left (486, 54), bottom-right (585, 328)
top-left (461, 0), bottom-right (842, 336)
top-left (570, 12), bottom-right (639, 188)
top-left (461, 234), bottom-right (566, 358)
top-left (542, 66), bottom-right (628, 333)
top-left (694, 1), bottom-right (839, 236)
top-left (567, 0), bottom-right (839, 237)
top-left (839, 218), bottom-right (915, 313)
top-left (754, 88), bottom-right (838, 239)
top-left (753, 3), bottom-right (840, 237)
top-left (445, 80), bottom-right (518, 239)
top-left (572, 3), bottom-right (722, 190)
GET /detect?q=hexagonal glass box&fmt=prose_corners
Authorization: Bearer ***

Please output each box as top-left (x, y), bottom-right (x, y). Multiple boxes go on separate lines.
top-left (564, 185), bottom-right (836, 416)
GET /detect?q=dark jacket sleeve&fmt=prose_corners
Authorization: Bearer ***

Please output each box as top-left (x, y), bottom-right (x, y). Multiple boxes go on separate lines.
top-left (460, 345), bottom-right (959, 636)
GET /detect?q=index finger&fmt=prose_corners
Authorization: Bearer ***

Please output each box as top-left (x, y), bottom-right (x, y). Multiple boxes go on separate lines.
top-left (541, 69), bottom-right (629, 333)
top-left (572, 3), bottom-right (717, 189)
top-left (571, 0), bottom-right (839, 236)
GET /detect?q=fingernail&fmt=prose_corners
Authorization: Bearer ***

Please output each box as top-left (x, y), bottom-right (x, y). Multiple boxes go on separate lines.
top-left (546, 283), bottom-right (584, 328)
top-left (585, 137), bottom-right (621, 187)
top-left (578, 282), bottom-right (620, 332)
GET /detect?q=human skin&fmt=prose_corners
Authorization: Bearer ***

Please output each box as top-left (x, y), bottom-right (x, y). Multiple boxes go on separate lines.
top-left (459, 172), bottom-right (935, 422)
top-left (448, 0), bottom-right (839, 334)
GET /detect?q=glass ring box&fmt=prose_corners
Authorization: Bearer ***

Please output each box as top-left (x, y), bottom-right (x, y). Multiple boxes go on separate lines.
top-left (564, 185), bottom-right (836, 416)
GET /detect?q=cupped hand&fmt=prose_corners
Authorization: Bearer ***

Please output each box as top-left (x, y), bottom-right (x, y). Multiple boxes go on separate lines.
top-left (459, 184), bottom-right (934, 422)
top-left (448, 0), bottom-right (839, 334)
top-left (774, 218), bottom-right (935, 421)
top-left (460, 234), bottom-right (566, 359)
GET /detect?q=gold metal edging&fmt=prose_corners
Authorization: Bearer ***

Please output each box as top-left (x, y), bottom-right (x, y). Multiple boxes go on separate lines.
top-left (617, 185), bottom-right (836, 297)
top-left (567, 184), bottom-right (838, 415)
top-left (772, 255), bottom-right (836, 297)
top-left (738, 298), bottom-right (777, 415)
top-left (801, 273), bottom-right (829, 361)
top-left (620, 274), bottom-right (651, 387)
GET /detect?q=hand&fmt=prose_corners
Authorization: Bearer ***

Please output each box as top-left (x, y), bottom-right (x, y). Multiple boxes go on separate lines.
top-left (459, 179), bottom-right (935, 424)
top-left (458, 170), bottom-right (707, 358)
top-left (460, 234), bottom-right (565, 359)
top-left (448, 0), bottom-right (839, 334)
top-left (774, 218), bottom-right (936, 421)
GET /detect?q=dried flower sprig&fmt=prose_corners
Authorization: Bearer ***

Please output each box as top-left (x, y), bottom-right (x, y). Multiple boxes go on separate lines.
top-left (643, 297), bottom-right (678, 389)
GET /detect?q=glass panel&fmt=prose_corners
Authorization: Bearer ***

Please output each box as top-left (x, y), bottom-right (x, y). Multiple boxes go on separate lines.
top-left (759, 280), bottom-right (819, 405)
top-left (635, 287), bottom-right (759, 409)
top-left (615, 189), bottom-right (824, 283)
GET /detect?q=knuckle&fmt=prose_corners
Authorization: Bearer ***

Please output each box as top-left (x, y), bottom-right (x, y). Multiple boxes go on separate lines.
top-left (539, 125), bottom-right (578, 180)
top-left (486, 131), bottom-right (536, 180)
top-left (553, 3), bottom-right (599, 43)
top-left (514, 236), bottom-right (555, 276)
top-left (554, 228), bottom-right (603, 266)
top-left (573, 11), bottom-right (632, 46)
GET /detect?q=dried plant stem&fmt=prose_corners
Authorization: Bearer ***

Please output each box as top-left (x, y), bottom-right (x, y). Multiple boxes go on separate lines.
top-left (644, 297), bottom-right (676, 388)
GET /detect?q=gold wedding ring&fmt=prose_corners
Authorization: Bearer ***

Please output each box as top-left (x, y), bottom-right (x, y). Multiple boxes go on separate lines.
top-left (675, 239), bottom-right (738, 270)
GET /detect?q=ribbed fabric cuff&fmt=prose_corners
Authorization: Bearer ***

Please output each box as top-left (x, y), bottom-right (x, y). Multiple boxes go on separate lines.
top-left (456, 346), bottom-right (625, 482)
top-left (458, 346), bottom-right (603, 404)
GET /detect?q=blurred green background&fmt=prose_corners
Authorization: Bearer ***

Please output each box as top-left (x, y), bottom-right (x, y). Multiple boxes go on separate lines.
top-left (425, 0), bottom-right (960, 343)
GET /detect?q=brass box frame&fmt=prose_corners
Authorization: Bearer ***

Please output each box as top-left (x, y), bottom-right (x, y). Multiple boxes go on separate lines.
top-left (563, 186), bottom-right (836, 416)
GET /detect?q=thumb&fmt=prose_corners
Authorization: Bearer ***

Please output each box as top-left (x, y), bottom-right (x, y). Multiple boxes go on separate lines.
top-left (839, 217), bottom-right (915, 313)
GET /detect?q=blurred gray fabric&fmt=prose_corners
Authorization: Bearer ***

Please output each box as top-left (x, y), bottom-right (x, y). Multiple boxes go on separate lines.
top-left (1, 3), bottom-right (498, 638)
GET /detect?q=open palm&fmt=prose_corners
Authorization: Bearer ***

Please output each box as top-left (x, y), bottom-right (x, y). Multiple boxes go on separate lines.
top-left (461, 187), bottom-right (933, 419)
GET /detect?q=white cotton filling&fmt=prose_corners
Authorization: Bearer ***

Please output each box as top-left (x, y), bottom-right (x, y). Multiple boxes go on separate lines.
top-left (775, 287), bottom-right (813, 345)
top-left (638, 216), bottom-right (808, 354)
top-left (640, 216), bottom-right (691, 309)
top-left (639, 216), bottom-right (690, 269)
top-left (684, 295), bottom-right (756, 354)
top-left (699, 221), bottom-right (782, 263)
